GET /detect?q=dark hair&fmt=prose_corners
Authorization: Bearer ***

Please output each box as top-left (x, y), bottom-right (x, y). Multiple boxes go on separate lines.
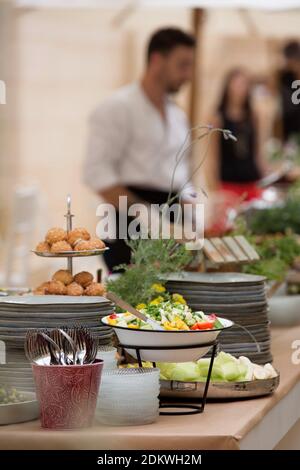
top-left (283, 41), bottom-right (300, 60)
top-left (147, 27), bottom-right (195, 62)
top-left (218, 68), bottom-right (251, 118)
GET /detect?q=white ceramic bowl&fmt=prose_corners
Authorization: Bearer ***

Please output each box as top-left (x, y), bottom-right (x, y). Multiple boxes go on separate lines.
top-left (269, 294), bottom-right (300, 326)
top-left (0, 391), bottom-right (39, 425)
top-left (102, 315), bottom-right (233, 362)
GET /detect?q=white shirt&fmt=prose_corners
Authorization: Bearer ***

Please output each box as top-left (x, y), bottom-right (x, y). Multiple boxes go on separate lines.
top-left (83, 82), bottom-right (191, 194)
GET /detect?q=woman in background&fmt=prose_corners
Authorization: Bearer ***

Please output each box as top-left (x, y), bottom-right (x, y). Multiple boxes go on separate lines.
top-left (277, 41), bottom-right (300, 143)
top-left (209, 68), bottom-right (267, 201)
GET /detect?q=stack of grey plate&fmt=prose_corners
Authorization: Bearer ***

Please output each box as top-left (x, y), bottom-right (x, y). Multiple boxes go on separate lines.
top-left (165, 272), bottom-right (272, 364)
top-left (0, 295), bottom-right (114, 391)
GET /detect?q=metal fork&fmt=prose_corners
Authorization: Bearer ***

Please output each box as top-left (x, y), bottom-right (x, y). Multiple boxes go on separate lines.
top-left (25, 330), bottom-right (61, 365)
top-left (49, 328), bottom-right (77, 365)
top-left (80, 327), bottom-right (98, 364)
top-left (25, 327), bottom-right (98, 366)
top-left (40, 329), bottom-right (63, 365)
top-left (69, 327), bottom-right (97, 365)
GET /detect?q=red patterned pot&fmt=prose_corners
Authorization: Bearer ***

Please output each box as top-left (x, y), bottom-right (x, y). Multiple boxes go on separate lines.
top-left (32, 359), bottom-right (103, 429)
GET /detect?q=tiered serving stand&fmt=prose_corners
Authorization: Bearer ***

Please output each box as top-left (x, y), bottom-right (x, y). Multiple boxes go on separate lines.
top-left (32, 194), bottom-right (109, 274)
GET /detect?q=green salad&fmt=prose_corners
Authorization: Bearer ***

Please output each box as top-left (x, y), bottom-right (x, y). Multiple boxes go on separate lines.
top-left (107, 300), bottom-right (224, 331)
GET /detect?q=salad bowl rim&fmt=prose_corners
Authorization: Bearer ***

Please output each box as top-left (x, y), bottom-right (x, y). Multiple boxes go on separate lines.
top-left (101, 315), bottom-right (234, 333)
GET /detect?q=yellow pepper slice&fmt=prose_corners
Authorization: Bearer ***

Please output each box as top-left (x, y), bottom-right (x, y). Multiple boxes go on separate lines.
top-left (163, 321), bottom-right (179, 331)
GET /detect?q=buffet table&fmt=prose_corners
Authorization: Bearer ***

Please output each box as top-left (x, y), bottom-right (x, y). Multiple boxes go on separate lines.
top-left (1, 325), bottom-right (300, 451)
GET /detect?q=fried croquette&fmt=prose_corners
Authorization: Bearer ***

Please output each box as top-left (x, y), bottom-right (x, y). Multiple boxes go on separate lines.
top-left (33, 281), bottom-right (51, 295)
top-left (50, 241), bottom-right (72, 253)
top-left (73, 271), bottom-right (94, 288)
top-left (35, 241), bottom-right (50, 253)
top-left (84, 282), bottom-right (105, 296)
top-left (66, 282), bottom-right (84, 296)
top-left (87, 237), bottom-right (106, 250)
top-left (45, 227), bottom-right (67, 245)
top-left (74, 238), bottom-right (105, 251)
top-left (45, 280), bottom-right (67, 295)
top-left (52, 269), bottom-right (73, 285)
top-left (67, 228), bottom-right (90, 247)
top-left (74, 240), bottom-right (91, 251)
top-left (33, 289), bottom-right (45, 295)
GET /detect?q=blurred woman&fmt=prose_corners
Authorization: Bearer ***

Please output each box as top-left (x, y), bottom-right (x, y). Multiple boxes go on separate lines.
top-left (209, 68), bottom-right (266, 201)
top-left (277, 41), bottom-right (300, 143)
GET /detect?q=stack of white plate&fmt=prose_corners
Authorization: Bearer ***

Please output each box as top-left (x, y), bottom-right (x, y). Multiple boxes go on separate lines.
top-left (165, 272), bottom-right (272, 364)
top-left (96, 368), bottom-right (160, 426)
top-left (0, 295), bottom-right (114, 391)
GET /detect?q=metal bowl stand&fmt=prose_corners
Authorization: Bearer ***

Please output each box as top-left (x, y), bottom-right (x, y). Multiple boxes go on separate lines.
top-left (119, 339), bottom-right (218, 416)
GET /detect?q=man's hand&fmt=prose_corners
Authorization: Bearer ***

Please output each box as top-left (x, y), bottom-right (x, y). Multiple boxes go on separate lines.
top-left (99, 185), bottom-right (145, 209)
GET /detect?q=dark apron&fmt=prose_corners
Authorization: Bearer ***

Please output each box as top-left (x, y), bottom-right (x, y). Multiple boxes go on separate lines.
top-left (103, 186), bottom-right (177, 272)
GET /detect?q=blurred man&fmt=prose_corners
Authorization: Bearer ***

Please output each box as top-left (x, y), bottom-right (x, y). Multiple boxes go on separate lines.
top-left (83, 28), bottom-right (195, 271)
top-left (278, 41), bottom-right (300, 141)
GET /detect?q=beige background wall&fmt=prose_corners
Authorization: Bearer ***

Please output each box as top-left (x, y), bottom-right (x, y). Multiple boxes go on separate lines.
top-left (0, 5), bottom-right (191, 280)
top-left (16, 7), bottom-right (191, 230)
top-left (0, 0), bottom-right (19, 234)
